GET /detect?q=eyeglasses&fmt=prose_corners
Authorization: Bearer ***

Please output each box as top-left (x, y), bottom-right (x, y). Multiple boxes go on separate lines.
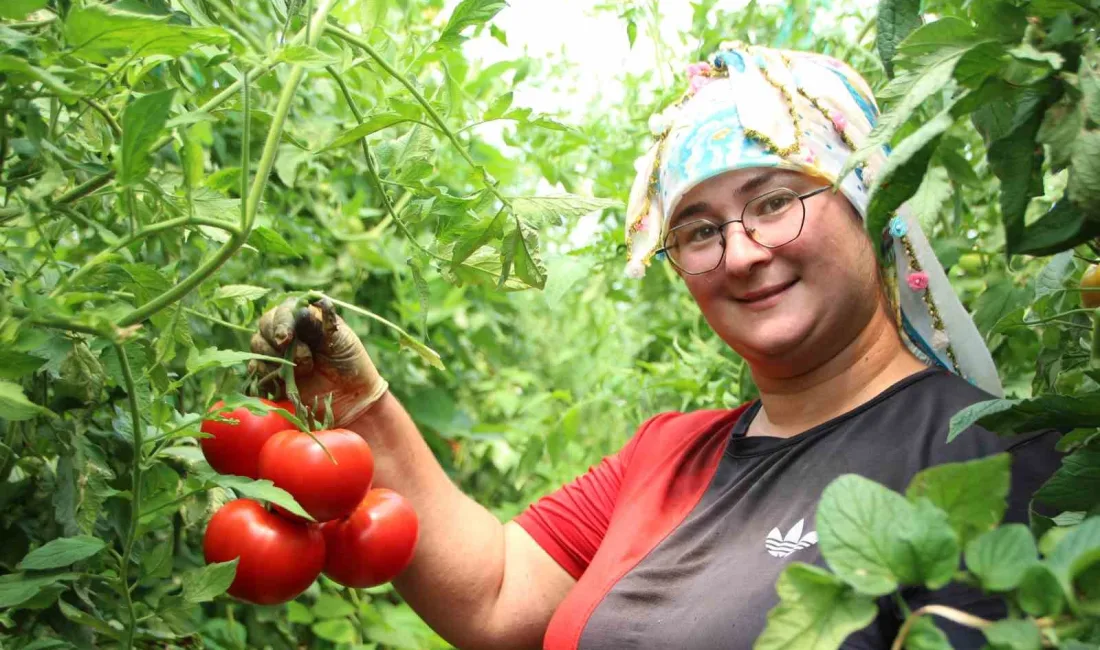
top-left (657, 186), bottom-right (831, 275)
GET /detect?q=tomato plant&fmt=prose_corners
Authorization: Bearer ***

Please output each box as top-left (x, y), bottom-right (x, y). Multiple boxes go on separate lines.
top-left (320, 489), bottom-right (419, 589)
top-left (259, 428), bottom-right (375, 523)
top-left (200, 399), bottom-right (295, 479)
top-left (203, 499), bottom-right (326, 606)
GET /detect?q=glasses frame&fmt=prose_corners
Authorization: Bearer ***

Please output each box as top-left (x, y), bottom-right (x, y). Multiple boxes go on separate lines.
top-left (657, 185), bottom-right (833, 276)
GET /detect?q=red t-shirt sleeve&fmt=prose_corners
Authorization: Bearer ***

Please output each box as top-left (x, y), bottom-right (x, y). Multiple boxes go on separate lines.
top-left (512, 415), bottom-right (660, 579)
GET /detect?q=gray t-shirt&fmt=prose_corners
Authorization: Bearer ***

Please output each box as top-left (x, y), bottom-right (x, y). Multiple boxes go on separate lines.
top-left (578, 369), bottom-right (1061, 648)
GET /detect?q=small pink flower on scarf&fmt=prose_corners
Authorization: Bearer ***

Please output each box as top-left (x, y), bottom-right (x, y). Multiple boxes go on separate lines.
top-left (686, 62), bottom-right (713, 78)
top-left (907, 271), bottom-right (929, 292)
top-left (831, 113), bottom-right (847, 132)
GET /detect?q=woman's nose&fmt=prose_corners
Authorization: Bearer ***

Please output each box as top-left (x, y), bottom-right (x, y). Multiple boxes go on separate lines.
top-left (720, 222), bottom-right (772, 276)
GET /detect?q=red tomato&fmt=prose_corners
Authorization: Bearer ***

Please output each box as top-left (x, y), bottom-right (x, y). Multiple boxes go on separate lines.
top-left (200, 399), bottom-right (295, 479)
top-left (258, 429), bottom-right (374, 523)
top-left (320, 489), bottom-right (419, 588)
top-left (202, 499), bottom-right (325, 605)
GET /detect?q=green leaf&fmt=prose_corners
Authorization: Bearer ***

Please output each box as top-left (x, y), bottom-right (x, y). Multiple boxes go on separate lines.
top-left (1046, 517), bottom-right (1100, 594)
top-left (755, 563), bottom-right (878, 650)
top-left (0, 350), bottom-right (47, 380)
top-left (485, 92), bottom-right (514, 121)
top-left (0, 381), bottom-right (56, 421)
top-left (323, 113), bottom-right (414, 151)
top-left (184, 347), bottom-right (288, 376)
top-left (119, 89), bottom-right (177, 186)
top-left (982, 100), bottom-right (1048, 250)
top-left (182, 559), bottom-right (238, 603)
top-left (903, 616), bottom-right (952, 650)
top-left (408, 255), bottom-right (430, 337)
top-left (206, 474), bottom-right (312, 520)
top-left (501, 218), bottom-right (547, 290)
top-left (312, 618), bottom-right (357, 643)
top-left (983, 619), bottom-right (1041, 650)
top-left (436, 0), bottom-right (507, 47)
top-left (865, 110), bottom-right (954, 246)
top-left (1080, 46), bottom-right (1100, 124)
top-left (0, 55), bottom-right (78, 100)
top-left (276, 44), bottom-right (338, 69)
top-left (59, 342), bottom-right (106, 402)
top-left (817, 475), bottom-right (959, 595)
top-left (141, 538), bottom-right (174, 581)
top-left (0, 573), bottom-right (78, 609)
top-left (213, 285), bottom-right (271, 304)
top-left (287, 600), bottom-right (314, 625)
top-left (452, 209), bottom-right (507, 265)
top-left (875, 0), bottom-right (922, 77)
top-left (510, 194), bottom-right (621, 228)
top-left (1011, 201), bottom-right (1100, 257)
top-left (973, 282), bottom-right (1031, 337)
top-left (1035, 449), bottom-right (1100, 512)
top-left (17, 536), bottom-right (106, 571)
top-left (312, 593), bottom-right (355, 619)
top-left (249, 226), bottom-right (300, 257)
top-left (905, 454), bottom-right (1010, 545)
top-left (1017, 563), bottom-right (1065, 617)
top-left (1037, 95), bottom-right (1084, 171)
top-left (64, 4), bottom-right (229, 64)
top-left (1068, 130), bottom-right (1100, 213)
top-left (0, 0), bottom-right (47, 20)
top-left (965, 524), bottom-right (1039, 591)
top-left (1034, 251), bottom-right (1075, 300)
top-left (951, 393), bottom-right (1100, 437)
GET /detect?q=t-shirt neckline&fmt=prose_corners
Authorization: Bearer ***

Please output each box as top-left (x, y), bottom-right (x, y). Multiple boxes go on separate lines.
top-left (726, 367), bottom-right (943, 458)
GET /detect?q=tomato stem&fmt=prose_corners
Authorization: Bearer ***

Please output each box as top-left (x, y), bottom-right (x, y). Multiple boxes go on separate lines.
top-left (115, 343), bottom-right (145, 650)
top-left (890, 605), bottom-right (992, 650)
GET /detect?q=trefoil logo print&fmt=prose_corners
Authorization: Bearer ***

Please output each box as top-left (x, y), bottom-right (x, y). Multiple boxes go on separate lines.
top-left (765, 519), bottom-right (818, 558)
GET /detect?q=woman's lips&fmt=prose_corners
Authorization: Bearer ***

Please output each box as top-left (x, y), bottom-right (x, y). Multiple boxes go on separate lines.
top-left (734, 280), bottom-right (798, 306)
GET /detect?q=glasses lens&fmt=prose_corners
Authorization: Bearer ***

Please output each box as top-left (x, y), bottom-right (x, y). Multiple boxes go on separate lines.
top-left (664, 220), bottom-right (725, 274)
top-left (743, 189), bottom-right (804, 248)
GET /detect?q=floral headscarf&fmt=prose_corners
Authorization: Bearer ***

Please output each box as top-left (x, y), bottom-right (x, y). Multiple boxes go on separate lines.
top-left (625, 42), bottom-right (1003, 397)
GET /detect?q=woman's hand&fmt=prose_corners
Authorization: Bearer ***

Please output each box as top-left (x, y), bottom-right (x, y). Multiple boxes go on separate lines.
top-left (249, 296), bottom-right (389, 427)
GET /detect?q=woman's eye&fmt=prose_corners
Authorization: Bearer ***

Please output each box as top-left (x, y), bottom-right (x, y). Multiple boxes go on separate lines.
top-left (762, 196), bottom-right (794, 213)
top-left (688, 225), bottom-right (719, 242)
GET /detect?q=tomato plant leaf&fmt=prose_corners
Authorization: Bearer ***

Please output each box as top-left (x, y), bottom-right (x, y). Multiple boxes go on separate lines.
top-left (485, 92), bottom-right (514, 121)
top-left (905, 454), bottom-right (1010, 545)
top-left (982, 619), bottom-right (1042, 650)
top-left (248, 226), bottom-right (300, 258)
top-left (312, 618), bottom-right (358, 643)
top-left (817, 474), bottom-right (958, 595)
top-left (509, 194), bottom-right (621, 228)
top-left (17, 536), bottom-right (106, 571)
top-left (0, 0), bottom-right (46, 20)
top-left (213, 285), bottom-right (271, 304)
top-left (276, 44), bottom-right (338, 69)
top-left (322, 113), bottom-right (414, 151)
top-left (436, 0), bottom-right (507, 47)
top-left (184, 348), bottom-right (289, 376)
top-left (287, 600), bottom-right (315, 624)
top-left (876, 0), bottom-right (922, 77)
top-left (0, 573), bottom-right (78, 609)
top-left (182, 558), bottom-right (238, 603)
top-left (0, 350), bottom-right (47, 380)
top-left (63, 4), bottom-right (229, 64)
top-left (0, 55), bottom-right (78, 101)
top-left (1012, 201), bottom-right (1100, 257)
top-left (1046, 517), bottom-right (1100, 602)
top-left (0, 380), bottom-right (56, 421)
top-left (206, 473), bottom-right (312, 521)
top-left (312, 593), bottom-right (355, 619)
top-left (754, 563), bottom-right (878, 650)
top-left (1068, 129), bottom-right (1100, 213)
top-left (1035, 449), bottom-right (1100, 512)
top-left (119, 89), bottom-right (177, 186)
top-left (1017, 563), bottom-right (1065, 617)
top-left (965, 524), bottom-right (1039, 591)
top-left (903, 615), bottom-right (952, 650)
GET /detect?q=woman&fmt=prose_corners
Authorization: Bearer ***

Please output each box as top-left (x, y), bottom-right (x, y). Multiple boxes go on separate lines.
top-left (250, 44), bottom-right (1061, 649)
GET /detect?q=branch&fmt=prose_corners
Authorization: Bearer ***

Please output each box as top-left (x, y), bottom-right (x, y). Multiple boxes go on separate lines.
top-left (891, 605), bottom-right (992, 650)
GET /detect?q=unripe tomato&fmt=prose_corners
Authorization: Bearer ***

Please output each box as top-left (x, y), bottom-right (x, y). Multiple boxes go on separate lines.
top-left (957, 253), bottom-right (983, 274)
top-left (200, 399), bottom-right (295, 479)
top-left (320, 489), bottom-right (419, 588)
top-left (202, 499), bottom-right (325, 605)
top-left (1083, 265), bottom-right (1100, 309)
top-left (258, 429), bottom-right (374, 522)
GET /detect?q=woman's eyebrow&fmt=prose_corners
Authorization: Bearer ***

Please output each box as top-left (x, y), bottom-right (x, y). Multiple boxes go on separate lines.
top-left (670, 170), bottom-right (800, 227)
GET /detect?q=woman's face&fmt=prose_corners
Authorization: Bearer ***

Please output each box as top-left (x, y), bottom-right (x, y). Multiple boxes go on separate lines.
top-left (669, 167), bottom-right (883, 376)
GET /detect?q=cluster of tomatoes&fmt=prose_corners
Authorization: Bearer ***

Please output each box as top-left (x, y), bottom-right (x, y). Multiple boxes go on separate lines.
top-left (199, 399), bottom-right (419, 605)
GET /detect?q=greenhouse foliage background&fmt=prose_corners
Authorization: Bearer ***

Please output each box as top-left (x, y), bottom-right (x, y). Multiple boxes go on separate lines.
top-left (3, 0), bottom-right (1100, 647)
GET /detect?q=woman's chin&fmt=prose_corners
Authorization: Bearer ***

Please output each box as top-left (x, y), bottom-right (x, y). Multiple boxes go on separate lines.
top-left (724, 319), bottom-right (817, 365)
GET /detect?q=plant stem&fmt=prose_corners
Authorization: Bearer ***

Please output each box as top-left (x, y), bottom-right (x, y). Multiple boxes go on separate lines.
top-left (116, 343), bottom-right (145, 650)
top-left (117, 0), bottom-right (337, 328)
top-left (81, 98), bottom-right (123, 138)
top-left (205, 0), bottom-right (267, 52)
top-left (891, 605), bottom-right (991, 650)
top-left (184, 307), bottom-right (254, 333)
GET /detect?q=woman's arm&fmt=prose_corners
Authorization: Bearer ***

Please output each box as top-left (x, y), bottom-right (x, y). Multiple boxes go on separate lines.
top-left (348, 391), bottom-right (576, 650)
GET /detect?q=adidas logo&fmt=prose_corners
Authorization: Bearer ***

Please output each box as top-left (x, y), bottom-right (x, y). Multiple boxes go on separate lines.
top-left (765, 519), bottom-right (818, 558)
